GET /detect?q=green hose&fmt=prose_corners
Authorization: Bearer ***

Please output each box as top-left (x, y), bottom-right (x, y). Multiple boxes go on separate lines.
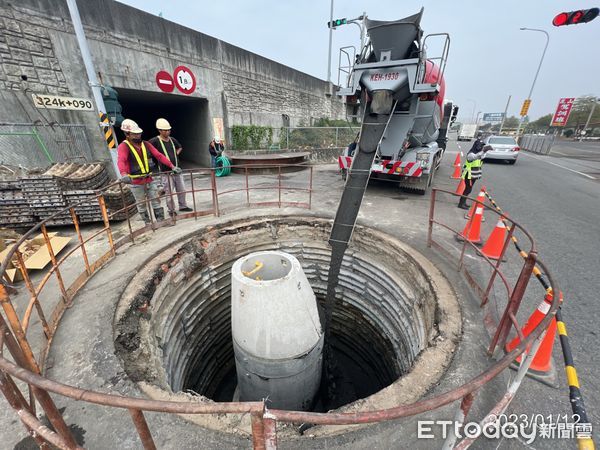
top-left (215, 155), bottom-right (231, 177)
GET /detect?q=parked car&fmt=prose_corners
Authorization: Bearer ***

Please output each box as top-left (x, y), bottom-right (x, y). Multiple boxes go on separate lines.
top-left (483, 135), bottom-right (520, 164)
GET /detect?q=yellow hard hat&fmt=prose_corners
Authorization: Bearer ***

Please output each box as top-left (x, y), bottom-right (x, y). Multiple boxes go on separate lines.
top-left (156, 118), bottom-right (171, 130)
top-left (121, 119), bottom-right (142, 133)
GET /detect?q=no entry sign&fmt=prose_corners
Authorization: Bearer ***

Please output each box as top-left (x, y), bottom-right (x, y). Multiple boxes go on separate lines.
top-left (173, 65), bottom-right (196, 94)
top-left (155, 70), bottom-right (174, 93)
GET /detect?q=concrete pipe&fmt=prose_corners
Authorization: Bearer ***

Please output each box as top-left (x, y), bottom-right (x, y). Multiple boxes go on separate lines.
top-left (231, 251), bottom-right (323, 410)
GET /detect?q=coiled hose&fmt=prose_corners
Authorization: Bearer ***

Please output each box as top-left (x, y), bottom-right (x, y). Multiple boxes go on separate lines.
top-left (215, 155), bottom-right (231, 177)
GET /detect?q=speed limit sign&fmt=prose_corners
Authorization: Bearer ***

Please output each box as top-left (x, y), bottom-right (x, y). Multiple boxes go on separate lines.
top-left (173, 65), bottom-right (196, 94)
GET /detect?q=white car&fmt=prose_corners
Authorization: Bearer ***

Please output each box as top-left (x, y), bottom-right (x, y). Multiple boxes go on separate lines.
top-left (483, 135), bottom-right (520, 164)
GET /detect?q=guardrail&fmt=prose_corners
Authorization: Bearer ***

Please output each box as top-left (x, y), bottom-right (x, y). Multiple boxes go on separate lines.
top-left (519, 134), bottom-right (555, 155)
top-left (0, 176), bottom-right (563, 449)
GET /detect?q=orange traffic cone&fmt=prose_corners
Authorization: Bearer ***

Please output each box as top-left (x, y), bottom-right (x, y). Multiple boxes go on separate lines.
top-left (481, 217), bottom-right (507, 260)
top-left (505, 291), bottom-right (562, 374)
top-left (453, 152), bottom-right (462, 167)
top-left (455, 178), bottom-right (465, 195)
top-left (451, 163), bottom-right (462, 179)
top-left (460, 203), bottom-right (484, 244)
top-left (465, 187), bottom-right (486, 220)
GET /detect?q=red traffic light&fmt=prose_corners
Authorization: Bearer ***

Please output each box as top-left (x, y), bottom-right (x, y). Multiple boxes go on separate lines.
top-left (553, 8), bottom-right (600, 26)
top-left (552, 12), bottom-right (568, 26)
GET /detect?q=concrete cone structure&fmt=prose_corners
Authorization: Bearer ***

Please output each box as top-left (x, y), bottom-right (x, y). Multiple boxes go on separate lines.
top-left (505, 291), bottom-right (561, 374)
top-left (481, 217), bottom-right (508, 260)
top-left (460, 204), bottom-right (484, 244)
top-left (231, 251), bottom-right (323, 411)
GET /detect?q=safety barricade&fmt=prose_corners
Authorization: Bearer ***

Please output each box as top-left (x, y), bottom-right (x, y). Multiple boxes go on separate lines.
top-left (0, 176), bottom-right (576, 449)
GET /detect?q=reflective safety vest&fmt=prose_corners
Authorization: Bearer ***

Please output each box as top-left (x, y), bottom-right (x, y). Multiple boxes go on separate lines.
top-left (157, 137), bottom-right (178, 167)
top-left (462, 158), bottom-right (483, 180)
top-left (124, 141), bottom-right (155, 178)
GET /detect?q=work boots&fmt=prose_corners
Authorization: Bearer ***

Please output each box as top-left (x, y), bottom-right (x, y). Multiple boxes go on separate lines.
top-left (153, 207), bottom-right (165, 221)
top-left (457, 197), bottom-right (470, 210)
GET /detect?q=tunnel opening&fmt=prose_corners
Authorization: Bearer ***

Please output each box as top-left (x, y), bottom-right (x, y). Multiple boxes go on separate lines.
top-left (114, 216), bottom-right (460, 431)
top-left (115, 88), bottom-right (210, 166)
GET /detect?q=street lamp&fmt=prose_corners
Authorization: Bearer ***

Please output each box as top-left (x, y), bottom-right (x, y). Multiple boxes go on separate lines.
top-left (516, 28), bottom-right (550, 137)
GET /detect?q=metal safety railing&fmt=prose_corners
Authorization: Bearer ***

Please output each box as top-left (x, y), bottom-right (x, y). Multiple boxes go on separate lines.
top-left (0, 177), bottom-right (569, 449)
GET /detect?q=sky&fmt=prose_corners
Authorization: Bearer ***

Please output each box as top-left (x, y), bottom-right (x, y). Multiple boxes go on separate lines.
top-left (118, 0), bottom-right (599, 122)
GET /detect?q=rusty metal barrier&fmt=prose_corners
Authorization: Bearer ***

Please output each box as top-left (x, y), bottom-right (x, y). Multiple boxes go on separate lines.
top-left (0, 177), bottom-right (562, 449)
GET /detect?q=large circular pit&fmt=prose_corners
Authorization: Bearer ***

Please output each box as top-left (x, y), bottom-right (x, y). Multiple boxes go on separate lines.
top-left (113, 216), bottom-right (461, 435)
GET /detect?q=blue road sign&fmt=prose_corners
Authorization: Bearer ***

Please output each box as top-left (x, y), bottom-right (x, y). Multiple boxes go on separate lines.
top-left (482, 113), bottom-right (505, 122)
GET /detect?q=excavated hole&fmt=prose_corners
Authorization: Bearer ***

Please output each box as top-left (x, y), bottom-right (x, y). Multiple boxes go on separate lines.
top-left (114, 216), bottom-right (459, 430)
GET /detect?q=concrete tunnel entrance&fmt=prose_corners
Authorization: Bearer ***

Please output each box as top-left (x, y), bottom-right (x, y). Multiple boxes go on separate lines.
top-left (115, 88), bottom-right (211, 166)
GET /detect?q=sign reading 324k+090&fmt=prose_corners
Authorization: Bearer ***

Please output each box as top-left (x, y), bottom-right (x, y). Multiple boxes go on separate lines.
top-left (32, 94), bottom-right (94, 111)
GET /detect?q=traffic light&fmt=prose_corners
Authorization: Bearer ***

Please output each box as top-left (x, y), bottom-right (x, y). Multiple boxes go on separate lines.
top-left (327, 18), bottom-right (347, 28)
top-left (552, 8), bottom-right (599, 26)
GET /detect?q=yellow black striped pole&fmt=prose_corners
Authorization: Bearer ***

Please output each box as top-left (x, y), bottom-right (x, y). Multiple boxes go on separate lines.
top-left (484, 190), bottom-right (595, 450)
top-left (99, 112), bottom-right (116, 150)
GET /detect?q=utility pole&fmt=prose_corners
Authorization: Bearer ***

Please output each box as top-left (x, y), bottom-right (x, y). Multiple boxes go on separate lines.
top-left (579, 98), bottom-right (598, 142)
top-left (515, 28), bottom-right (549, 138)
top-left (66, 0), bottom-right (119, 175)
top-left (499, 95), bottom-right (511, 134)
top-left (326, 0), bottom-right (334, 95)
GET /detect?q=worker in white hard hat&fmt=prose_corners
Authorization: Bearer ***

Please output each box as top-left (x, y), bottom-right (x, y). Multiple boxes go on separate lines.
top-left (208, 136), bottom-right (224, 168)
top-left (117, 118), bottom-right (182, 224)
top-left (148, 118), bottom-right (193, 217)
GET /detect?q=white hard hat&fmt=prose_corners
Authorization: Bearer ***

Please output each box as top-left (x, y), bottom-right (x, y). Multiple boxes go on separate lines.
top-left (121, 119), bottom-right (142, 134)
top-left (214, 136), bottom-right (221, 143)
top-left (156, 118), bottom-right (171, 130)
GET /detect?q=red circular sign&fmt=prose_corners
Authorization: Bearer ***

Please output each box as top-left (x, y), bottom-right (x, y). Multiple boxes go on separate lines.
top-left (155, 70), bottom-right (174, 93)
top-left (173, 65), bottom-right (196, 94)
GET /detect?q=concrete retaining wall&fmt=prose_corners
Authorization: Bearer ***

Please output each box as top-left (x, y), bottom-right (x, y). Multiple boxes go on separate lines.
top-left (0, 0), bottom-right (345, 170)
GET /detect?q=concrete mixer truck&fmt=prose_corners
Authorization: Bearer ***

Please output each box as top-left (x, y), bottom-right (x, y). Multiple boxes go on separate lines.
top-left (337, 8), bottom-right (458, 194)
top-left (324, 9), bottom-right (457, 374)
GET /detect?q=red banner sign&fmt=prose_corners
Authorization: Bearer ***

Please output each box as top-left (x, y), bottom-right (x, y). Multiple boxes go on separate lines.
top-left (551, 97), bottom-right (575, 127)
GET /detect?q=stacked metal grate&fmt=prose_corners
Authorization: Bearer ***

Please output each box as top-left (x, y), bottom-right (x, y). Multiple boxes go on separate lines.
top-left (0, 179), bottom-right (38, 229)
top-left (102, 184), bottom-right (137, 221)
top-left (20, 175), bottom-right (72, 226)
top-left (0, 163), bottom-right (136, 229)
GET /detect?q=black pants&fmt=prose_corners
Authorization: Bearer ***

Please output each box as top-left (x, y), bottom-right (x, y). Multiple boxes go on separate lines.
top-left (459, 178), bottom-right (477, 205)
top-left (463, 178), bottom-right (476, 198)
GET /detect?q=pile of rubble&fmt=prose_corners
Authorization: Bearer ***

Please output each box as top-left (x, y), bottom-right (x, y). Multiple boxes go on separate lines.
top-left (0, 163), bottom-right (136, 229)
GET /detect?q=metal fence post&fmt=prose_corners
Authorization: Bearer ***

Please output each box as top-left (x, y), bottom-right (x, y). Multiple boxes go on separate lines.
top-left (31, 127), bottom-right (54, 163)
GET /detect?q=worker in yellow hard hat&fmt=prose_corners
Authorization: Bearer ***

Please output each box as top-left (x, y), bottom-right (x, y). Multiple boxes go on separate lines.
top-left (149, 118), bottom-right (193, 217)
top-left (118, 118), bottom-right (181, 224)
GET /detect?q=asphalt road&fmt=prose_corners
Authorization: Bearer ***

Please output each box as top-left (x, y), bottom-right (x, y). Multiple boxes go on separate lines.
top-left (450, 137), bottom-right (600, 448)
top-left (548, 139), bottom-right (600, 178)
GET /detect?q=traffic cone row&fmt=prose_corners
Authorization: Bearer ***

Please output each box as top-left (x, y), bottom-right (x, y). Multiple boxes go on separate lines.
top-left (481, 216), bottom-right (507, 260)
top-left (465, 187), bottom-right (486, 220)
top-left (505, 291), bottom-right (562, 374)
top-left (450, 152), bottom-right (463, 179)
top-left (460, 203), bottom-right (484, 244)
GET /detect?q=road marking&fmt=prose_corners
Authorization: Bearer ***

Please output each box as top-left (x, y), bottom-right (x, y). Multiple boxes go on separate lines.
top-left (553, 146), bottom-right (600, 154)
top-left (521, 152), bottom-right (596, 179)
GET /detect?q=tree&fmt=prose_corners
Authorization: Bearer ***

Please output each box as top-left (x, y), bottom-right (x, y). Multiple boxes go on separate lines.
top-left (502, 116), bottom-right (519, 129)
top-left (566, 95), bottom-right (600, 128)
top-left (526, 113), bottom-right (553, 132)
